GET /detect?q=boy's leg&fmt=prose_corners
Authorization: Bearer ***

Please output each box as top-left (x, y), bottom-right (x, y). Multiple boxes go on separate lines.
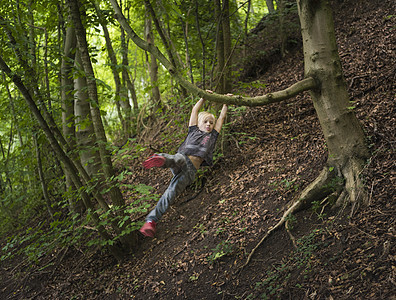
top-left (145, 158), bottom-right (196, 223)
top-left (143, 153), bottom-right (186, 169)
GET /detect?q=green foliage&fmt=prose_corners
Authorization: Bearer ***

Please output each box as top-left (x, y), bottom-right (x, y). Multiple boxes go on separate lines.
top-left (1, 183), bottom-right (156, 264)
top-left (253, 229), bottom-right (326, 298)
top-left (207, 240), bottom-right (234, 264)
top-left (233, 131), bottom-right (257, 145)
top-left (193, 223), bottom-right (208, 235)
top-left (1, 211), bottom-right (86, 264)
top-left (269, 177), bottom-right (300, 192)
top-left (237, 79), bottom-right (266, 90)
top-left (285, 214), bottom-right (297, 230)
top-left (0, 0), bottom-right (302, 265)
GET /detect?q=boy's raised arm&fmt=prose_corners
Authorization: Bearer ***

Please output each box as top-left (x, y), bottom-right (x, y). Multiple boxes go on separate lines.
top-left (189, 98), bottom-right (205, 126)
top-left (214, 104), bottom-right (228, 133)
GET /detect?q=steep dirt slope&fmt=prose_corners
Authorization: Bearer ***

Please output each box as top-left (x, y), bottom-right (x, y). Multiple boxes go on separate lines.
top-left (0, 0), bottom-right (394, 299)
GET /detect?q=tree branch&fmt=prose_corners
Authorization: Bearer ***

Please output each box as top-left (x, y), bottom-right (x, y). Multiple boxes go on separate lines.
top-left (108, 0), bottom-right (318, 104)
top-left (143, 0), bottom-right (178, 69)
top-left (189, 77), bottom-right (317, 106)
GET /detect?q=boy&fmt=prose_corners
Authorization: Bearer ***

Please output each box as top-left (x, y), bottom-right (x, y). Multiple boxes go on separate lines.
top-left (139, 97), bottom-right (228, 237)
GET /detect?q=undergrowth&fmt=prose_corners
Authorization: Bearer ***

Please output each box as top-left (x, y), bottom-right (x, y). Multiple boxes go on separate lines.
top-left (248, 228), bottom-right (328, 299)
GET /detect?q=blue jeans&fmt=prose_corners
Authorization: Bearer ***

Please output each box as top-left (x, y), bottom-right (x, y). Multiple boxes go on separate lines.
top-left (146, 153), bottom-right (197, 223)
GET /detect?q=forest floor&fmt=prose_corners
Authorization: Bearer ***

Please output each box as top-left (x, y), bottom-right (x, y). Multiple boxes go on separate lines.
top-left (1, 0), bottom-right (395, 299)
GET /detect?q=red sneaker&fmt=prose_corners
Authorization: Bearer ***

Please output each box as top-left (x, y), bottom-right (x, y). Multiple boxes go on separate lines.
top-left (139, 221), bottom-right (157, 237)
top-left (142, 154), bottom-right (166, 169)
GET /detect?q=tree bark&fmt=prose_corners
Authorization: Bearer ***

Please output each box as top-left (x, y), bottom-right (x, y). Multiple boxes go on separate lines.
top-left (222, 0), bottom-right (232, 93)
top-left (120, 27), bottom-right (137, 136)
top-left (92, 0), bottom-right (132, 138)
top-left (144, 12), bottom-right (161, 109)
top-left (266, 0), bottom-right (275, 13)
top-left (194, 0), bottom-right (206, 89)
top-left (65, 0), bottom-right (125, 207)
top-left (60, 20), bottom-right (81, 213)
top-left (277, 0), bottom-right (287, 57)
top-left (296, 0), bottom-right (369, 209)
top-left (33, 132), bottom-right (56, 218)
top-left (214, 0), bottom-right (225, 94)
top-left (74, 49), bottom-right (102, 178)
top-left (179, 10), bottom-right (194, 84)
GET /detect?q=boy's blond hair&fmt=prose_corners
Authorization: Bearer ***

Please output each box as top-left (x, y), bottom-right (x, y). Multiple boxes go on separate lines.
top-left (198, 111), bottom-right (215, 126)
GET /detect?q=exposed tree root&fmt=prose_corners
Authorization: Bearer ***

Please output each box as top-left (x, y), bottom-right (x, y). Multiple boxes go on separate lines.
top-left (338, 157), bottom-right (368, 216)
top-left (285, 219), bottom-right (297, 249)
top-left (240, 158), bottom-right (369, 271)
top-left (239, 166), bottom-right (344, 271)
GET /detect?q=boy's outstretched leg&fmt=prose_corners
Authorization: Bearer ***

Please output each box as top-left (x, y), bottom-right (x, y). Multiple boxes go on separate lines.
top-left (143, 154), bottom-right (166, 169)
top-left (143, 153), bottom-right (186, 170)
top-left (139, 221), bottom-right (157, 237)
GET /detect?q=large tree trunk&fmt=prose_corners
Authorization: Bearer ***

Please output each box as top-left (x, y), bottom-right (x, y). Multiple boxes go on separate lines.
top-left (297, 0), bottom-right (369, 210)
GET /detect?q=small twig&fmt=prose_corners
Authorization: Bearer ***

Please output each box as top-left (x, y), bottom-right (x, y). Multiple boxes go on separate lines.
top-left (51, 246), bottom-right (69, 277)
top-left (173, 232), bottom-right (200, 258)
top-left (348, 74), bottom-right (369, 88)
top-left (368, 180), bottom-right (375, 206)
top-left (230, 135), bottom-right (242, 151)
top-left (354, 226), bottom-right (377, 239)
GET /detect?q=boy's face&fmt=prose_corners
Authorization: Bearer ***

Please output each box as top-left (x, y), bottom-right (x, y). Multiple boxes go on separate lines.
top-left (198, 116), bottom-right (215, 133)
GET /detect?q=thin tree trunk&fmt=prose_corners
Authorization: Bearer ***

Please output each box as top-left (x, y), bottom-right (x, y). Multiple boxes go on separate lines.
top-left (144, 13), bottom-right (161, 109)
top-left (194, 0), bottom-right (206, 89)
top-left (65, 0), bottom-right (125, 207)
top-left (222, 0), bottom-right (232, 93)
top-left (179, 8), bottom-right (194, 84)
top-left (266, 0), bottom-right (275, 13)
top-left (74, 49), bottom-right (102, 178)
top-left (277, 0), bottom-right (287, 57)
top-left (33, 132), bottom-right (56, 218)
top-left (92, 0), bottom-right (131, 138)
top-left (243, 0), bottom-right (251, 58)
top-left (120, 28), bottom-right (137, 137)
top-left (3, 74), bottom-right (23, 146)
top-left (60, 21), bottom-right (81, 213)
top-left (214, 0), bottom-right (225, 94)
